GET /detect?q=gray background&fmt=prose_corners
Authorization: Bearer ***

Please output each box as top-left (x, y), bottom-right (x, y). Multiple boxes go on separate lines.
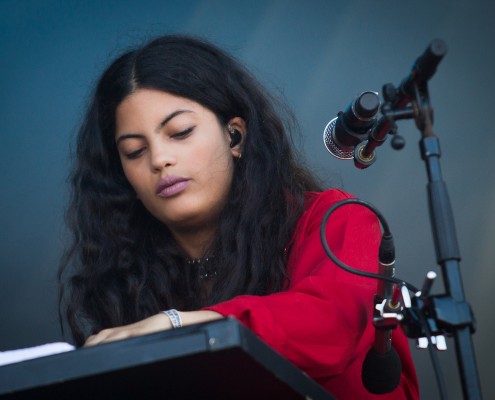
top-left (1, 1), bottom-right (494, 398)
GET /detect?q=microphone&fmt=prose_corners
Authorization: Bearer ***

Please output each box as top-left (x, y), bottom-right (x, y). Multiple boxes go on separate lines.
top-left (397, 39), bottom-right (448, 106)
top-left (323, 91), bottom-right (380, 160)
top-left (361, 233), bottom-right (402, 394)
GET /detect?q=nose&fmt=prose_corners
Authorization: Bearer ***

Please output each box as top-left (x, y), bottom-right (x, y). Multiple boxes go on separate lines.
top-left (150, 145), bottom-right (176, 172)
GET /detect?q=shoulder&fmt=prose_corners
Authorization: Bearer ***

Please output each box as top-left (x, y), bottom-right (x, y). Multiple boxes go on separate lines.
top-left (288, 189), bottom-right (381, 259)
top-left (298, 189), bottom-right (359, 230)
top-left (287, 189), bottom-right (381, 284)
top-left (303, 189), bottom-right (356, 212)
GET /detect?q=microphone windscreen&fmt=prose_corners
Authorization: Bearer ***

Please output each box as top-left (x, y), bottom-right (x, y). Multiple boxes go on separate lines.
top-left (323, 117), bottom-right (354, 160)
top-left (361, 347), bottom-right (402, 394)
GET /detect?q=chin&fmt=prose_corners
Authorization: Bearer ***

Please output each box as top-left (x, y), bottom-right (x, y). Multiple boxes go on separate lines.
top-left (155, 210), bottom-right (209, 230)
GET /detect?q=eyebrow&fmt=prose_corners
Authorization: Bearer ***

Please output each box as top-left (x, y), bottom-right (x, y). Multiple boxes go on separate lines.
top-left (116, 109), bottom-right (194, 144)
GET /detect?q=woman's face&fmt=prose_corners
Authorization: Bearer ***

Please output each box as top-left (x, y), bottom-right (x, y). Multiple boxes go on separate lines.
top-left (115, 88), bottom-right (243, 234)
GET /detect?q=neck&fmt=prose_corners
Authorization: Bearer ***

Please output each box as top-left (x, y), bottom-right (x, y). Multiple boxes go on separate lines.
top-left (169, 224), bottom-right (216, 259)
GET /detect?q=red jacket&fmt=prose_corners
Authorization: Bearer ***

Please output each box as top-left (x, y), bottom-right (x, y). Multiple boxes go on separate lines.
top-left (206, 190), bottom-right (419, 399)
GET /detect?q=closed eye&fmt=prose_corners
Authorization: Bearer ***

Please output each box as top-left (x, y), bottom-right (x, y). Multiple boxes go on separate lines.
top-left (125, 147), bottom-right (146, 159)
top-left (172, 126), bottom-right (194, 139)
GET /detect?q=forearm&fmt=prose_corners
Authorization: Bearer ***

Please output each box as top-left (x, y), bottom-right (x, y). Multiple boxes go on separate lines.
top-left (179, 310), bottom-right (223, 326)
top-left (84, 310), bottom-right (223, 347)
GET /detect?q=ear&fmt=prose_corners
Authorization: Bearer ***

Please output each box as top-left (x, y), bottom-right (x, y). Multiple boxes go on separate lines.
top-left (227, 117), bottom-right (246, 158)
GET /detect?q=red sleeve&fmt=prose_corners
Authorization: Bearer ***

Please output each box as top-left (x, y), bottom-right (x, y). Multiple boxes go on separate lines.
top-left (204, 190), bottom-right (419, 399)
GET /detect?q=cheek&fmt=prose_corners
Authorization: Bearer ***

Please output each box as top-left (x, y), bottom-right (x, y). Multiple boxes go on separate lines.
top-left (192, 142), bottom-right (234, 182)
top-left (120, 161), bottom-right (148, 196)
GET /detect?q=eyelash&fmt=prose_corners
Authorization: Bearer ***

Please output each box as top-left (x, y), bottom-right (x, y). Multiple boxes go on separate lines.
top-left (172, 126), bottom-right (194, 139)
top-left (126, 148), bottom-right (145, 160)
top-left (123, 127), bottom-right (194, 159)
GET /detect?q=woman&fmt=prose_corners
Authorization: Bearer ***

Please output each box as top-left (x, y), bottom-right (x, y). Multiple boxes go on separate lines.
top-left (58, 35), bottom-right (418, 398)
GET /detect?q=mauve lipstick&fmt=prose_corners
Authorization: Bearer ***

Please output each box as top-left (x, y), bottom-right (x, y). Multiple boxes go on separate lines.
top-left (156, 175), bottom-right (190, 198)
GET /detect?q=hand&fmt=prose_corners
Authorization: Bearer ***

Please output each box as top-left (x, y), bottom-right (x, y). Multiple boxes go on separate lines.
top-left (84, 313), bottom-right (171, 347)
top-left (84, 310), bottom-right (223, 347)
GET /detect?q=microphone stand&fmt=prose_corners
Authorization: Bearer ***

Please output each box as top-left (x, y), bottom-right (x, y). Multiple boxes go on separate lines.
top-left (410, 82), bottom-right (482, 400)
top-left (361, 40), bottom-right (482, 399)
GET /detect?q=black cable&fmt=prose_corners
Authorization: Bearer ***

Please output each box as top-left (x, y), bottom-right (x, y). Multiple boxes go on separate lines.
top-left (320, 198), bottom-right (449, 398)
top-left (319, 198), bottom-right (419, 293)
top-left (418, 310), bottom-right (448, 400)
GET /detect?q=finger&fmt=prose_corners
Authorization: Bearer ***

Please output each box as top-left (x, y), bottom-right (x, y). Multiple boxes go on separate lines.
top-left (84, 329), bottom-right (119, 347)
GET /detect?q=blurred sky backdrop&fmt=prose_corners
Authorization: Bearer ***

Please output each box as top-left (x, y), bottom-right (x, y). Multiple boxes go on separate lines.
top-left (1, 1), bottom-right (494, 398)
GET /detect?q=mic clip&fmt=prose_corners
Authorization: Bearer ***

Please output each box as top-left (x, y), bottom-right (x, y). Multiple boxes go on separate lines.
top-left (373, 285), bottom-right (403, 331)
top-left (372, 277), bottom-right (450, 352)
top-left (391, 273), bottom-right (452, 352)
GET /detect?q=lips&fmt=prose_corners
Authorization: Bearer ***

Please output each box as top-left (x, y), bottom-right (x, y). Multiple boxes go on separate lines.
top-left (156, 175), bottom-right (191, 198)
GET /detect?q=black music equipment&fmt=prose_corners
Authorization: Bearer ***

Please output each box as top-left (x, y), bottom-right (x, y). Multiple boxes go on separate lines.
top-left (0, 318), bottom-right (334, 400)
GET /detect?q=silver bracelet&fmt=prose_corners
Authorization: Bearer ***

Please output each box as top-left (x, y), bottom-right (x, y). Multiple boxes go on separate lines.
top-left (162, 309), bottom-right (182, 329)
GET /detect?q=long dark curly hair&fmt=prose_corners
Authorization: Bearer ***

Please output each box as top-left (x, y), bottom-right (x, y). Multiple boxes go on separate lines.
top-left (58, 35), bottom-right (322, 346)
